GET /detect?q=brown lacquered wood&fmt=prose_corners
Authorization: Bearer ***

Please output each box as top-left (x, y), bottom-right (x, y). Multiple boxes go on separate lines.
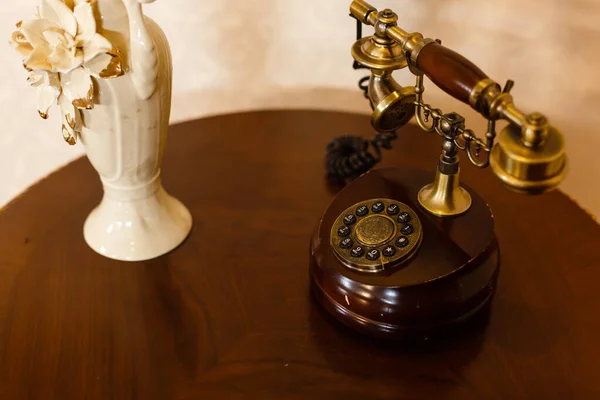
top-left (310, 167), bottom-right (499, 340)
top-left (0, 110), bottom-right (599, 399)
top-left (417, 42), bottom-right (489, 104)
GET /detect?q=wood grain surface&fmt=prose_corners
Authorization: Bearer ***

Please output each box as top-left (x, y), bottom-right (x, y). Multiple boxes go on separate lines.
top-left (0, 110), bottom-right (598, 399)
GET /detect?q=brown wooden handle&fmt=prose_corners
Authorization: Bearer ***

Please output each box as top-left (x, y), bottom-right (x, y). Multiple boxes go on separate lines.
top-left (416, 42), bottom-right (489, 104)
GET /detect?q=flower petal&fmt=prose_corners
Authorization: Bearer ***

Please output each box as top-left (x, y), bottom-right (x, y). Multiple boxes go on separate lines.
top-left (43, 28), bottom-right (68, 47)
top-left (40, 0), bottom-right (77, 37)
top-left (74, 2), bottom-right (96, 43)
top-left (84, 50), bottom-right (123, 78)
top-left (62, 67), bottom-right (94, 110)
top-left (10, 29), bottom-right (28, 45)
top-left (59, 94), bottom-right (81, 145)
top-left (82, 33), bottom-right (112, 63)
top-left (27, 71), bottom-right (45, 87)
top-left (24, 44), bottom-right (53, 71)
top-left (36, 78), bottom-right (61, 119)
top-left (47, 45), bottom-right (82, 73)
top-left (83, 52), bottom-right (110, 76)
top-left (9, 31), bottom-right (34, 59)
top-left (20, 18), bottom-right (58, 47)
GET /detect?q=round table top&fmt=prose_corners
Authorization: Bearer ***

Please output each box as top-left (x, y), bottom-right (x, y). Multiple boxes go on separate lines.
top-left (0, 110), bottom-right (598, 399)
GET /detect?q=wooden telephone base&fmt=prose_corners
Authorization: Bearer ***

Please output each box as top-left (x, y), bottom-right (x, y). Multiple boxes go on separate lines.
top-left (309, 166), bottom-right (500, 340)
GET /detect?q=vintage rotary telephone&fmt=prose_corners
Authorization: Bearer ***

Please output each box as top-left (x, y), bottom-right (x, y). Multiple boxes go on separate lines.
top-left (310, 0), bottom-right (567, 340)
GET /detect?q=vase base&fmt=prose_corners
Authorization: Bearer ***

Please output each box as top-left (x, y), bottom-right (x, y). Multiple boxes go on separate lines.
top-left (83, 186), bottom-right (192, 262)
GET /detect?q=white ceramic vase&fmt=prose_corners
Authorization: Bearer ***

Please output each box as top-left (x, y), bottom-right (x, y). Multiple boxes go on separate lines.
top-left (79, 0), bottom-right (192, 261)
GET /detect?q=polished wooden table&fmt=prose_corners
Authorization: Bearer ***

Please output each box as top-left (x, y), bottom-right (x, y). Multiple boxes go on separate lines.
top-left (0, 110), bottom-right (598, 399)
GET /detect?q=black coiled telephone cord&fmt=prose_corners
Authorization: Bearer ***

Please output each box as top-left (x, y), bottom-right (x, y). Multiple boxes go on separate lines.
top-left (325, 75), bottom-right (398, 185)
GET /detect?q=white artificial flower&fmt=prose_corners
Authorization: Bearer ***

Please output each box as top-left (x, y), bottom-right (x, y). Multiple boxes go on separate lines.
top-left (10, 0), bottom-right (123, 145)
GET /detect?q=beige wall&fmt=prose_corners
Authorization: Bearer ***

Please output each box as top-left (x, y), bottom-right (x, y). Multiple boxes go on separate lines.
top-left (1, 0), bottom-right (599, 216)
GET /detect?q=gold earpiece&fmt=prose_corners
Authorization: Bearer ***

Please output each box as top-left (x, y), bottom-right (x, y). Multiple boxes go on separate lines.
top-left (490, 113), bottom-right (567, 194)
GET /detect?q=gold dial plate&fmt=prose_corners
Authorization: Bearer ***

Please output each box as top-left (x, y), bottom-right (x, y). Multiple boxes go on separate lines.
top-left (330, 198), bottom-right (423, 273)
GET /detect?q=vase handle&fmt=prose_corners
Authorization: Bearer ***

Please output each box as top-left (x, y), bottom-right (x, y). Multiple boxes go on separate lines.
top-left (122, 0), bottom-right (159, 100)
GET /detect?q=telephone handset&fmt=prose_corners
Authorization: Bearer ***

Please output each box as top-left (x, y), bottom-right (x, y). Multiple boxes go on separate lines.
top-left (310, 1), bottom-right (567, 340)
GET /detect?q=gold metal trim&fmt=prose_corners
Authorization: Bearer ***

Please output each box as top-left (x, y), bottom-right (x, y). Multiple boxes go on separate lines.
top-left (469, 78), bottom-right (497, 109)
top-left (418, 169), bottom-right (472, 217)
top-left (407, 37), bottom-right (434, 73)
top-left (351, 37), bottom-right (407, 71)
